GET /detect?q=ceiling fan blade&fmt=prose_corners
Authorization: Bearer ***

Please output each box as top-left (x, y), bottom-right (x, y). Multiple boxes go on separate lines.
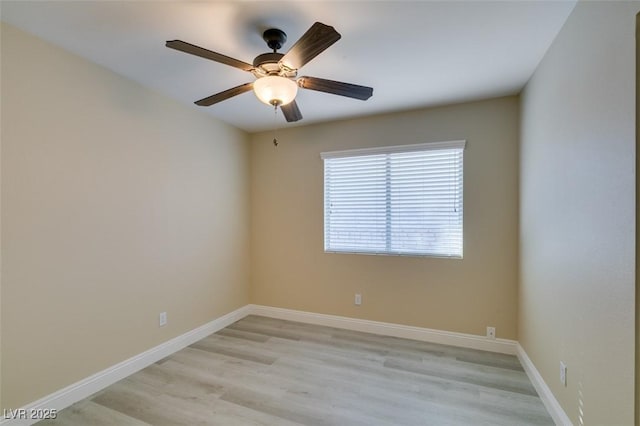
top-left (166, 40), bottom-right (254, 72)
top-left (279, 22), bottom-right (341, 70)
top-left (194, 82), bottom-right (254, 106)
top-left (298, 76), bottom-right (373, 100)
top-left (280, 100), bottom-right (303, 122)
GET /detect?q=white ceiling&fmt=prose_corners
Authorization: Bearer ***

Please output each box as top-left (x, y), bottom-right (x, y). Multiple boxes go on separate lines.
top-left (1, 1), bottom-right (576, 133)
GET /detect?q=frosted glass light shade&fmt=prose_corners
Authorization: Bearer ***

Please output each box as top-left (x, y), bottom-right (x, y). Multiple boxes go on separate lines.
top-left (253, 76), bottom-right (298, 106)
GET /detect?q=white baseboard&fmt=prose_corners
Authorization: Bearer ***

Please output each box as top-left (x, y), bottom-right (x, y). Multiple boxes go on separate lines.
top-left (248, 304), bottom-right (518, 355)
top-left (516, 343), bottom-right (572, 426)
top-left (0, 305), bottom-right (251, 426)
top-left (5, 304), bottom-right (569, 426)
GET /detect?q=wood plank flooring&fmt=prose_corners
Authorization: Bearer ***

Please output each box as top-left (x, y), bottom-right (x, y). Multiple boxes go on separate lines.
top-left (39, 316), bottom-right (553, 425)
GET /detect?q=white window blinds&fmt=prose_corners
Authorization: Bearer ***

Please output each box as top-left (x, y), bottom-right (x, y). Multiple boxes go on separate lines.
top-left (322, 141), bottom-right (465, 258)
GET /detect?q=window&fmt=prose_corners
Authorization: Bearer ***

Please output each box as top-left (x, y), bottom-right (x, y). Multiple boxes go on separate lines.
top-left (322, 141), bottom-right (465, 258)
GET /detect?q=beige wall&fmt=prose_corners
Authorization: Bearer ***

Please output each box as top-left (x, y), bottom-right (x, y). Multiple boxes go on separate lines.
top-left (0, 23), bottom-right (251, 408)
top-left (0, 20), bottom-right (3, 412)
top-left (519, 2), bottom-right (638, 424)
top-left (250, 96), bottom-right (519, 339)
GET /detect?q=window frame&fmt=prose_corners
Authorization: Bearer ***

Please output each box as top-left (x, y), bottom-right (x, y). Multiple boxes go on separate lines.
top-left (321, 140), bottom-right (466, 258)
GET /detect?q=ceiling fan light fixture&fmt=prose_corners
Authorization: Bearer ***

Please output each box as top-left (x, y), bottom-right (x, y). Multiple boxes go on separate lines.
top-left (253, 75), bottom-right (298, 106)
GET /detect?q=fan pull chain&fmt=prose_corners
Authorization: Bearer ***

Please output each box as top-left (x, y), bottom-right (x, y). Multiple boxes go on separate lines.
top-left (272, 104), bottom-right (279, 147)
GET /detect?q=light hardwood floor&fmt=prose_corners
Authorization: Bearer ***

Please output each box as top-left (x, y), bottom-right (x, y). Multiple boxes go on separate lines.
top-left (39, 315), bottom-right (553, 425)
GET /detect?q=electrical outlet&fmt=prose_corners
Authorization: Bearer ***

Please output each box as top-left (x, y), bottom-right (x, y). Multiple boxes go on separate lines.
top-left (159, 311), bottom-right (167, 327)
top-left (486, 326), bottom-right (496, 339)
top-left (560, 361), bottom-right (567, 386)
top-left (354, 293), bottom-right (362, 306)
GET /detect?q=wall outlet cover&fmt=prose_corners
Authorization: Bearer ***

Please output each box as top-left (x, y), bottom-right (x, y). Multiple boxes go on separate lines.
top-left (354, 293), bottom-right (362, 306)
top-left (486, 326), bottom-right (496, 339)
top-left (560, 361), bottom-right (567, 386)
top-left (159, 312), bottom-right (167, 327)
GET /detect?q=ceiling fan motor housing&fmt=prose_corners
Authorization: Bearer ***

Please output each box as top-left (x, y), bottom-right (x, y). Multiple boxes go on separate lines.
top-left (253, 52), bottom-right (283, 70)
top-left (253, 29), bottom-right (296, 78)
top-left (252, 52), bottom-right (296, 78)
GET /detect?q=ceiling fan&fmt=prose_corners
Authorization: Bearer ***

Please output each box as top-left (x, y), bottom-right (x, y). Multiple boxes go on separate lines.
top-left (166, 22), bottom-right (373, 123)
